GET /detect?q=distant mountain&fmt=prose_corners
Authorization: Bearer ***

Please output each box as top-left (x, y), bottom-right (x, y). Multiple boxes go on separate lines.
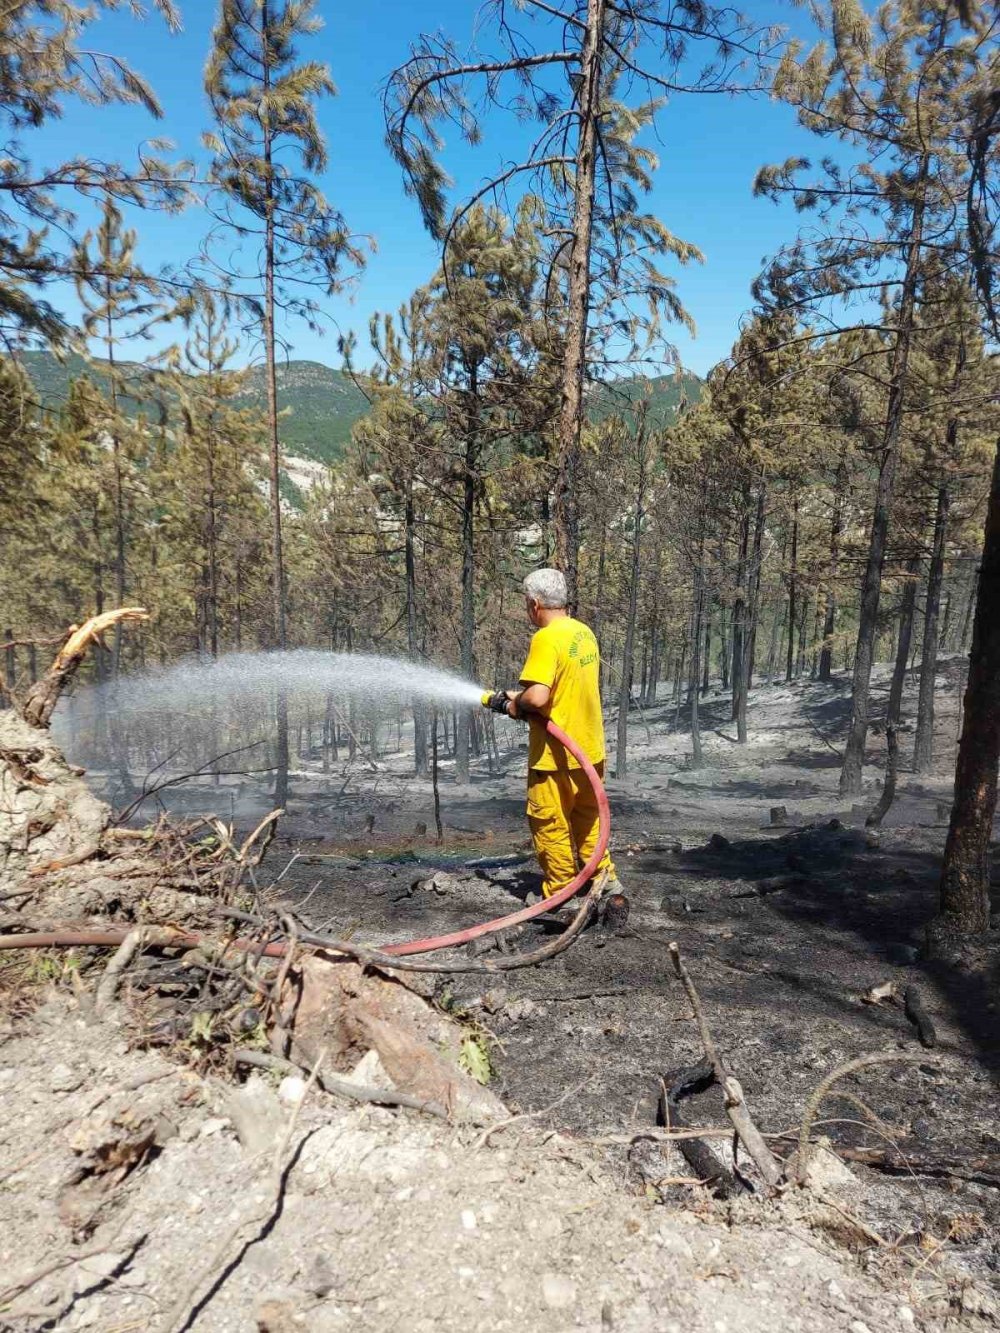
top-left (234, 360), bottom-right (371, 461)
top-left (19, 350), bottom-right (370, 465)
top-left (18, 351), bottom-right (703, 470)
top-left (588, 369), bottom-right (704, 425)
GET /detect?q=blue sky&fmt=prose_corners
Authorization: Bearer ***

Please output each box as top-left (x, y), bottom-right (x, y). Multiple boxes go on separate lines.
top-left (27, 0), bottom-right (825, 379)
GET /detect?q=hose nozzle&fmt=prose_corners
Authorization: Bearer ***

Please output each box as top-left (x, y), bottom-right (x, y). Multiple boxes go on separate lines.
top-left (481, 689), bottom-right (509, 714)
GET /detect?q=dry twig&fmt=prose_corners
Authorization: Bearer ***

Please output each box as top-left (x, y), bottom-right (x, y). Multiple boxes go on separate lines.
top-left (96, 927), bottom-right (151, 1014)
top-left (233, 1049), bottom-right (450, 1120)
top-left (668, 941), bottom-right (783, 1188)
top-left (796, 1051), bottom-right (942, 1184)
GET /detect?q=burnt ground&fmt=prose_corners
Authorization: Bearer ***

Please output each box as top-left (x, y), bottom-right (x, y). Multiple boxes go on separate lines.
top-left (130, 660), bottom-right (1000, 1289)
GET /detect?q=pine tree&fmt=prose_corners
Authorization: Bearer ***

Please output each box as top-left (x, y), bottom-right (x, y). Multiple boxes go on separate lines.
top-left (756, 0), bottom-right (984, 795)
top-left (385, 1), bottom-right (769, 604)
top-left (932, 82), bottom-right (1000, 940)
top-left (0, 1), bottom-right (187, 348)
top-left (204, 0), bottom-right (366, 805)
top-left (75, 197), bottom-right (169, 674)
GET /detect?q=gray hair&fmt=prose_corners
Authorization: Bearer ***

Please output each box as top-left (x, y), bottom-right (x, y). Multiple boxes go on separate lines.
top-left (524, 568), bottom-right (568, 609)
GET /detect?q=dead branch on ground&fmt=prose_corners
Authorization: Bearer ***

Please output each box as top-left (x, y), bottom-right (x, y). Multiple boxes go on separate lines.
top-left (668, 941), bottom-right (783, 1188)
top-left (837, 1145), bottom-right (1000, 1191)
top-left (233, 1049), bottom-right (450, 1120)
top-left (95, 926), bottom-right (152, 1014)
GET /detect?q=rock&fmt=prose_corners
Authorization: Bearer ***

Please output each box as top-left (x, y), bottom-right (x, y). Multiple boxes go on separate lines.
top-left (461, 1208), bottom-right (477, 1231)
top-left (278, 1075), bottom-right (307, 1106)
top-left (769, 806), bottom-right (788, 827)
top-left (541, 1272), bottom-right (577, 1309)
top-left (50, 1063), bottom-right (84, 1093)
top-left (198, 1117), bottom-right (230, 1138)
top-left (414, 870), bottom-right (457, 896)
top-left (479, 987), bottom-right (509, 1014)
top-left (256, 1297), bottom-right (299, 1333)
top-left (225, 1075), bottom-right (283, 1156)
top-left (659, 894), bottom-right (693, 914)
top-left (303, 1252), bottom-right (337, 1298)
top-left (504, 997), bottom-right (537, 1023)
top-left (827, 818), bottom-right (843, 831)
top-left (789, 1143), bottom-right (859, 1195)
top-left (238, 1007), bottom-right (262, 1033)
top-left (414, 821), bottom-right (427, 836)
top-left (341, 1049), bottom-right (392, 1089)
top-left (708, 833), bottom-right (730, 852)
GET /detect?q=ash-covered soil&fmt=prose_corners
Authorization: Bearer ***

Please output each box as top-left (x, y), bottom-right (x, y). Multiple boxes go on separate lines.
top-left (6, 658), bottom-right (996, 1332)
top-left (258, 662), bottom-right (1000, 1291)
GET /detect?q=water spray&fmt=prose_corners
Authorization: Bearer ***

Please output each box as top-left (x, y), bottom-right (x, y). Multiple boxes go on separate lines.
top-left (48, 654), bottom-right (614, 959)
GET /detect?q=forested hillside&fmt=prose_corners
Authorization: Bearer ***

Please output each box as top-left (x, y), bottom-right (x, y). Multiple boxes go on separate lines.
top-left (21, 350), bottom-right (701, 467)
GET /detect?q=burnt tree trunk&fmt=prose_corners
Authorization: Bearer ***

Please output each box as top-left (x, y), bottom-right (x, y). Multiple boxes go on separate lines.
top-left (887, 557), bottom-right (920, 727)
top-left (840, 159), bottom-right (929, 796)
top-left (819, 465), bottom-right (846, 681)
top-left (615, 424), bottom-right (646, 780)
top-left (786, 494), bottom-right (798, 682)
top-left (914, 482), bottom-right (950, 773)
top-left (262, 41), bottom-right (289, 811)
top-left (553, 0), bottom-right (605, 609)
top-left (731, 485), bottom-right (751, 742)
top-left (456, 365), bottom-right (479, 786)
top-left (935, 441), bottom-right (1000, 938)
top-left (405, 485), bottom-right (428, 778)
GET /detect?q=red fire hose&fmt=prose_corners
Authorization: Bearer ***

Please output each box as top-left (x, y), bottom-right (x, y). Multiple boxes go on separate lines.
top-left (0, 718), bottom-right (610, 961)
top-left (382, 716), bottom-right (610, 956)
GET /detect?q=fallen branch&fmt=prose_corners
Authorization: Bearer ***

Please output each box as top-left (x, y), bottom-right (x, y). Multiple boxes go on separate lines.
top-left (805, 714), bottom-right (844, 760)
top-left (233, 1049), bottom-right (450, 1120)
top-left (584, 1127), bottom-right (737, 1146)
top-left (668, 941), bottom-right (783, 1189)
top-left (238, 809), bottom-right (283, 867)
top-left (95, 926), bottom-right (151, 1014)
top-left (28, 841), bottom-right (102, 878)
top-left (471, 1077), bottom-right (593, 1150)
top-left (0, 880), bottom-right (605, 979)
top-left (114, 744), bottom-right (269, 825)
top-left (796, 1051), bottom-right (942, 1185)
top-left (838, 1145), bottom-right (1000, 1191)
top-left (0, 1240), bottom-right (141, 1307)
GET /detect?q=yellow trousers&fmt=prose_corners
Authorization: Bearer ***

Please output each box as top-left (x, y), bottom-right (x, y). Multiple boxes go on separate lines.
top-left (527, 763), bottom-right (615, 898)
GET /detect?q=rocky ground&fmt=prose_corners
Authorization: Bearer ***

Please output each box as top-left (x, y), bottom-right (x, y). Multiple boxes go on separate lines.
top-left (1, 659), bottom-right (998, 1330)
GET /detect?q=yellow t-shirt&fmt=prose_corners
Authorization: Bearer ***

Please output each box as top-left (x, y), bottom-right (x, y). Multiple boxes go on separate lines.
top-left (519, 616), bottom-right (605, 770)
